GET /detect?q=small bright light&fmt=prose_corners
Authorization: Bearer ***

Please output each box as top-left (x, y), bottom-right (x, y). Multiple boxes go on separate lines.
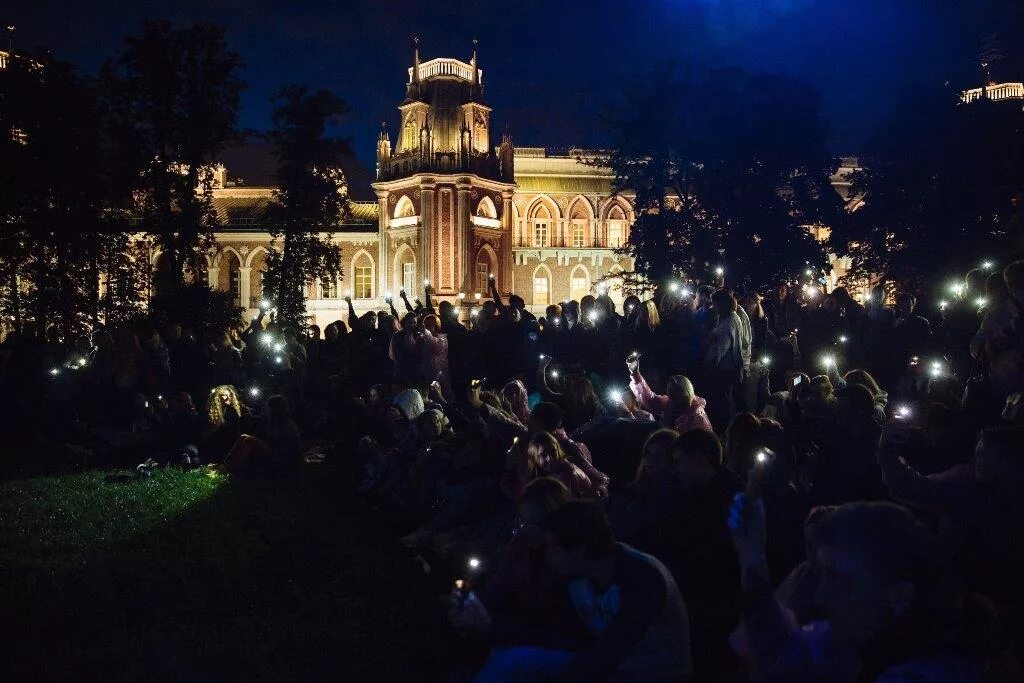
top-left (929, 361), bottom-right (944, 378)
top-left (896, 405), bottom-right (912, 419)
top-left (949, 283), bottom-right (964, 297)
top-left (77, 357), bottom-right (87, 367)
top-left (862, 292), bottom-right (873, 303)
top-left (982, 261), bottom-right (994, 270)
top-left (423, 278), bottom-right (430, 286)
top-left (157, 395), bottom-right (163, 401)
top-left (838, 335), bottom-right (848, 343)
top-left (49, 367), bottom-right (60, 376)
top-left (587, 310), bottom-right (598, 322)
top-left (552, 318), bottom-right (560, 326)
top-left (626, 304), bottom-right (633, 312)
top-left (715, 266), bottom-right (724, 276)
top-left (260, 299), bottom-right (271, 309)
top-left (458, 292), bottom-right (466, 300)
top-left (975, 297), bottom-right (988, 309)
top-left (821, 354), bottom-right (835, 368)
top-left (755, 450), bottom-right (768, 464)
top-left (489, 272), bottom-right (494, 279)
top-left (550, 369), bottom-right (560, 379)
top-left (804, 268), bottom-right (813, 276)
top-left (669, 282), bottom-right (680, 293)
top-left (470, 308), bottom-right (478, 317)
top-left (344, 289), bottom-right (351, 298)
top-left (608, 389), bottom-right (623, 403)
top-left (760, 356), bottom-right (771, 366)
top-left (539, 353), bottom-right (546, 360)
top-left (275, 356), bottom-right (283, 364)
top-left (262, 333), bottom-right (274, 346)
top-left (274, 342), bottom-right (284, 352)
top-left (681, 288), bottom-right (692, 298)
top-left (939, 300), bottom-right (949, 311)
top-left (250, 387), bottom-right (261, 397)
top-left (467, 557), bottom-right (481, 570)
top-left (475, 293), bottom-right (482, 301)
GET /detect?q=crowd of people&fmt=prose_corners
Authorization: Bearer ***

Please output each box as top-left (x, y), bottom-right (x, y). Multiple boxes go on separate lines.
top-left (3, 261), bottom-right (1024, 681)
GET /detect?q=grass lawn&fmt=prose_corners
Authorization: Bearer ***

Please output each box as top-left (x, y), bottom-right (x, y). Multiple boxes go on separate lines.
top-left (0, 464), bottom-right (451, 681)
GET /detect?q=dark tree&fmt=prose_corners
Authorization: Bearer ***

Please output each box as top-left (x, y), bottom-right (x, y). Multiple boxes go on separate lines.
top-left (831, 83), bottom-right (1024, 292)
top-left (597, 65), bottom-right (836, 291)
top-left (262, 85), bottom-right (351, 328)
top-left (102, 21), bottom-right (244, 295)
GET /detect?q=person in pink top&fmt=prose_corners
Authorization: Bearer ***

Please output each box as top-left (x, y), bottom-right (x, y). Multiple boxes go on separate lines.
top-left (627, 354), bottom-right (713, 434)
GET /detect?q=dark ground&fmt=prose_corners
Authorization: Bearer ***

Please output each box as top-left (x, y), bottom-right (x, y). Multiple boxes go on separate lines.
top-left (0, 457), bottom-right (460, 682)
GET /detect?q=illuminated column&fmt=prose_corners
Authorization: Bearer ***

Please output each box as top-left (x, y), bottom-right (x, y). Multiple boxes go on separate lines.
top-left (421, 179), bottom-right (435, 287)
top-left (377, 192), bottom-right (388, 301)
top-left (456, 182), bottom-right (471, 293)
top-left (238, 267), bottom-right (252, 308)
top-left (502, 189), bottom-right (515, 287)
top-left (208, 267), bottom-right (220, 290)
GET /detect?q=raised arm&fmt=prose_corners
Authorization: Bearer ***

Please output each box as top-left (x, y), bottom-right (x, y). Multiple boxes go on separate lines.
top-left (423, 282), bottom-right (436, 314)
top-left (398, 290), bottom-right (414, 314)
top-left (488, 275), bottom-right (509, 314)
top-left (345, 295), bottom-right (357, 330)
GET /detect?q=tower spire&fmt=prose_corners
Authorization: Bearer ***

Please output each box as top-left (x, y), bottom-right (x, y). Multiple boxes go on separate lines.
top-left (411, 36), bottom-right (421, 85)
top-left (471, 38), bottom-right (479, 87)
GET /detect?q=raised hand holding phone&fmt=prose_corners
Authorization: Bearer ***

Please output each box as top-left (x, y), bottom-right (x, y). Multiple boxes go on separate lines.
top-left (626, 351), bottom-right (641, 376)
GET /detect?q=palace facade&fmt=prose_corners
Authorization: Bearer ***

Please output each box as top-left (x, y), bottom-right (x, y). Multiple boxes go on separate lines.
top-left (201, 46), bottom-right (856, 328)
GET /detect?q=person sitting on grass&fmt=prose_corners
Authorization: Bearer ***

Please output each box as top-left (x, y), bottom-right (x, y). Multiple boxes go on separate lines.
top-left (469, 500), bottom-right (692, 681)
top-left (201, 385), bottom-right (246, 464)
top-left (501, 432), bottom-right (594, 500)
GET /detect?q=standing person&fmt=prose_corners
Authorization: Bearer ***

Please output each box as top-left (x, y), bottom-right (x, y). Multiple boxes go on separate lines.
top-left (704, 289), bottom-right (745, 431)
top-left (739, 292), bottom-right (774, 414)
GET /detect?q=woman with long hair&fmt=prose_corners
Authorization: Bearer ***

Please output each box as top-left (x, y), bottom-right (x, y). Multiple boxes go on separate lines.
top-left (202, 384), bottom-right (245, 463)
top-left (524, 432), bottom-right (594, 498)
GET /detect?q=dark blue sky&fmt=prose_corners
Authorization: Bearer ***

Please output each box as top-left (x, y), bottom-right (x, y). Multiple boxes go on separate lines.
top-left (8, 0), bottom-right (1023, 166)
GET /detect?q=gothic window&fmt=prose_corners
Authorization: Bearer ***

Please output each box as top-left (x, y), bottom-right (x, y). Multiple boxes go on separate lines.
top-left (532, 203), bottom-right (552, 248)
top-left (533, 274), bottom-right (550, 307)
top-left (572, 222), bottom-right (586, 248)
top-left (355, 266), bottom-right (373, 299)
top-left (570, 268), bottom-right (589, 302)
top-left (607, 205), bottom-right (627, 248)
top-left (224, 252), bottom-right (241, 304)
top-left (394, 195), bottom-right (416, 219)
top-left (403, 262), bottom-right (416, 295)
top-left (477, 262), bottom-right (490, 293)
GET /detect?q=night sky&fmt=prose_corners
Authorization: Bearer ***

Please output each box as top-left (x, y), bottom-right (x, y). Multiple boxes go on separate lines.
top-left (7, 0), bottom-right (1024, 169)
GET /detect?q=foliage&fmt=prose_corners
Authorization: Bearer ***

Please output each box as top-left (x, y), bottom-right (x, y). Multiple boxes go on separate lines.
top-left (150, 280), bottom-right (243, 335)
top-left (830, 84), bottom-right (1024, 292)
top-left (262, 85), bottom-right (351, 328)
top-left (101, 20), bottom-right (244, 293)
top-left (597, 64), bottom-right (837, 291)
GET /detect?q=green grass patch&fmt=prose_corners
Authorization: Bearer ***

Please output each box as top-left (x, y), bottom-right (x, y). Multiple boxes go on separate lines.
top-left (0, 465), bottom-right (447, 681)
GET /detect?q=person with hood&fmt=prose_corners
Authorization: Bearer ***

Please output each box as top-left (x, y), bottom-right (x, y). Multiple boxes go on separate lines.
top-left (627, 355), bottom-right (712, 434)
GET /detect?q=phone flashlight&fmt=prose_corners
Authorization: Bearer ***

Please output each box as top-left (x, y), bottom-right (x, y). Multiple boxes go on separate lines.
top-left (895, 405), bottom-right (912, 420)
top-left (715, 266), bottom-right (724, 276)
top-left (77, 357), bottom-right (87, 367)
top-left (760, 356), bottom-right (771, 366)
top-left (275, 356), bottom-right (283, 364)
top-left (468, 557), bottom-right (482, 571)
top-left (250, 387), bottom-right (261, 398)
top-left (587, 311), bottom-right (598, 322)
top-left (608, 389), bottom-right (623, 403)
top-left (669, 282), bottom-right (680, 293)
top-left (260, 299), bottom-right (271, 309)
top-left (262, 332), bottom-right (274, 346)
top-left (838, 335), bottom-right (848, 344)
top-left (423, 278), bottom-right (430, 286)
top-left (550, 369), bottom-right (560, 379)
top-left (49, 367), bottom-right (60, 376)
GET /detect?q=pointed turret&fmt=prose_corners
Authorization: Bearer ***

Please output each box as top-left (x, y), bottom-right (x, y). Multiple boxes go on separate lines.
top-left (471, 39), bottom-right (479, 88)
top-left (376, 122), bottom-right (391, 178)
top-left (498, 129), bottom-right (515, 182)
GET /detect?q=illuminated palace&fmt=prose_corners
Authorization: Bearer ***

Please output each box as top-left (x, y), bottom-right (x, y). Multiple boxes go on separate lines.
top-left (204, 45), bottom-right (864, 327)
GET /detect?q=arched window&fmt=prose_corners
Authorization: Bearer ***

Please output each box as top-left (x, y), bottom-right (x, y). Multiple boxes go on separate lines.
top-left (394, 195), bottom-right (416, 219)
top-left (607, 205), bottom-right (627, 248)
top-left (569, 199), bottom-right (591, 248)
top-left (352, 251), bottom-right (375, 300)
top-left (475, 245), bottom-right (497, 293)
top-left (570, 266), bottom-right (590, 302)
top-left (532, 205), bottom-right (550, 248)
top-left (219, 250), bottom-right (241, 305)
top-left (533, 266), bottom-right (551, 307)
top-left (476, 196), bottom-right (497, 218)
